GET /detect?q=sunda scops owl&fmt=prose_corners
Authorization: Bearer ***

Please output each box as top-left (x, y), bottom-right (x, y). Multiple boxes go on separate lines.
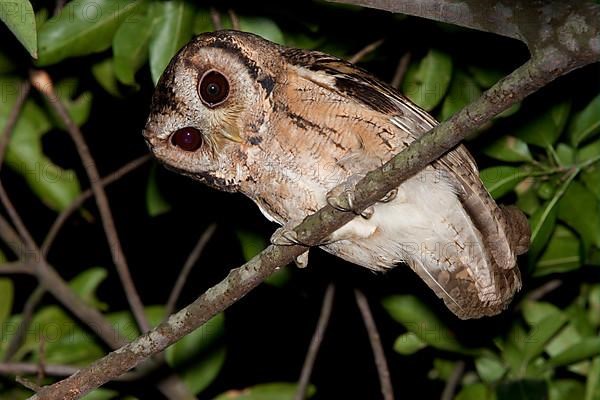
top-left (143, 31), bottom-right (530, 319)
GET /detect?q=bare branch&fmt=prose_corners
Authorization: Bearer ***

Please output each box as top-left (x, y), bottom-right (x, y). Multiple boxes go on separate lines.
top-left (349, 38), bottom-right (384, 64)
top-left (210, 8), bottom-right (223, 30)
top-left (3, 286), bottom-right (45, 361)
top-left (440, 361), bottom-right (465, 400)
top-left (294, 284), bottom-right (336, 400)
top-left (391, 52), bottom-right (411, 89)
top-left (165, 224), bottom-right (217, 317)
top-left (0, 81), bottom-right (30, 168)
top-left (228, 9), bottom-right (240, 30)
top-left (354, 290), bottom-right (393, 400)
top-left (0, 261), bottom-right (33, 275)
top-left (31, 70), bottom-right (149, 334)
top-left (0, 362), bottom-right (80, 377)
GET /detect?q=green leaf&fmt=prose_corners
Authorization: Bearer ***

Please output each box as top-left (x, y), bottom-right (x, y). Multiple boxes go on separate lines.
top-left (515, 101), bottom-right (571, 148)
top-left (476, 354), bottom-right (507, 383)
top-left (581, 167), bottom-right (600, 200)
top-left (549, 380), bottom-right (585, 400)
top-left (569, 94), bottom-right (600, 147)
top-left (535, 225), bottom-right (581, 276)
top-left (393, 332), bottom-right (427, 355)
top-left (521, 300), bottom-right (562, 326)
top-left (528, 169), bottom-right (578, 262)
top-left (149, 0), bottom-right (195, 85)
top-left (1, 77), bottom-right (81, 211)
top-left (547, 337), bottom-right (600, 368)
top-left (0, 0), bottom-right (37, 57)
top-left (37, 0), bottom-right (144, 66)
top-left (522, 312), bottom-right (568, 363)
top-left (480, 166), bottom-right (527, 199)
top-left (239, 16), bottom-right (285, 45)
top-left (146, 164), bottom-right (171, 216)
top-left (0, 278), bottom-right (14, 325)
top-left (214, 383), bottom-right (315, 400)
top-left (382, 295), bottom-right (467, 353)
top-left (113, 2), bottom-right (155, 85)
top-left (556, 143), bottom-right (576, 167)
top-left (91, 58), bottom-right (121, 97)
top-left (69, 267), bottom-right (109, 310)
top-left (558, 180), bottom-right (600, 250)
top-left (456, 383), bottom-right (495, 400)
top-left (497, 380), bottom-right (547, 400)
top-left (586, 357), bottom-right (600, 400)
top-left (516, 183), bottom-right (541, 216)
top-left (483, 136), bottom-right (533, 163)
top-left (107, 305), bottom-right (165, 341)
top-left (25, 306), bottom-right (104, 365)
top-left (402, 49), bottom-right (452, 111)
top-left (468, 65), bottom-right (504, 88)
top-left (166, 313), bottom-right (225, 394)
top-left (193, 9), bottom-right (212, 34)
top-left (237, 230), bottom-right (267, 261)
top-left (577, 138), bottom-right (600, 164)
top-left (441, 70), bottom-right (481, 120)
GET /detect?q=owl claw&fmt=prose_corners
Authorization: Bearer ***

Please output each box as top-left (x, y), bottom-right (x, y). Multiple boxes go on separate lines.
top-left (326, 175), bottom-right (375, 219)
top-left (380, 188), bottom-right (398, 203)
top-left (294, 251), bottom-right (309, 268)
top-left (271, 227), bottom-right (305, 246)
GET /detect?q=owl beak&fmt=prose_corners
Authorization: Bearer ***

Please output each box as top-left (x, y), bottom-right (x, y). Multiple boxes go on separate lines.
top-left (219, 128), bottom-right (243, 143)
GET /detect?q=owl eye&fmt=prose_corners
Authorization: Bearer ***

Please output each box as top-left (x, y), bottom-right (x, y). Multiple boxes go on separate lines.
top-left (171, 127), bottom-right (203, 152)
top-left (198, 70), bottom-right (229, 107)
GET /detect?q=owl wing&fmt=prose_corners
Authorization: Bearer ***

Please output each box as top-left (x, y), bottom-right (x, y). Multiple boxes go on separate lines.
top-left (282, 48), bottom-right (529, 318)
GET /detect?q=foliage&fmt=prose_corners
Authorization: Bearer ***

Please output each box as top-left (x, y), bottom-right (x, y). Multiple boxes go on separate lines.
top-left (0, 0), bottom-right (599, 399)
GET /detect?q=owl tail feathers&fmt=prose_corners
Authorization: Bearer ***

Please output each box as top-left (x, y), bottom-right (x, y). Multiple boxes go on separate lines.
top-left (405, 256), bottom-right (522, 320)
top-left (500, 204), bottom-right (531, 256)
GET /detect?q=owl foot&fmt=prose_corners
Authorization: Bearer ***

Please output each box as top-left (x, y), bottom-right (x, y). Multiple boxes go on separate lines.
top-left (326, 175), bottom-right (374, 219)
top-left (294, 251), bottom-right (310, 268)
top-left (270, 226), bottom-right (302, 246)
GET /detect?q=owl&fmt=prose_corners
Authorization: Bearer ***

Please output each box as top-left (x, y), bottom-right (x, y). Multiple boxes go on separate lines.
top-left (143, 31), bottom-right (530, 319)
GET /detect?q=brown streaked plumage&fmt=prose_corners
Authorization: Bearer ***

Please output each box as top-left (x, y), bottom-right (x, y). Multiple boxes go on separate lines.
top-left (143, 30), bottom-right (530, 319)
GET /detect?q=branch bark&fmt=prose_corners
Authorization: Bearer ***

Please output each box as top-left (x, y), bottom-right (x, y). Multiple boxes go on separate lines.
top-left (30, 1), bottom-right (600, 398)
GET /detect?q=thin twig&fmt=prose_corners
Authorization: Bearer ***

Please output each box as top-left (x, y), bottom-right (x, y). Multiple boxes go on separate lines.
top-left (354, 289), bottom-right (394, 400)
top-left (165, 224), bottom-right (217, 317)
top-left (16, 376), bottom-right (40, 392)
top-left (349, 38), bottom-right (384, 64)
top-left (228, 9), bottom-right (240, 30)
top-left (31, 70), bottom-right (150, 334)
top-left (294, 284), bottom-right (335, 400)
top-left (391, 52), bottom-right (411, 89)
top-left (3, 286), bottom-right (45, 361)
top-left (0, 362), bottom-right (79, 377)
top-left (36, 337), bottom-right (46, 386)
top-left (525, 280), bottom-right (562, 302)
top-left (210, 7), bottom-right (223, 30)
top-left (440, 360), bottom-right (465, 400)
top-left (41, 155), bottom-right (151, 256)
top-left (0, 81), bottom-right (30, 168)
top-left (0, 261), bottom-right (34, 275)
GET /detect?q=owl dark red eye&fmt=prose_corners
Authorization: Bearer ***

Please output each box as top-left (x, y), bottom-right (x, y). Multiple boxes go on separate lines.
top-left (171, 127), bottom-right (203, 152)
top-left (198, 70), bottom-right (229, 107)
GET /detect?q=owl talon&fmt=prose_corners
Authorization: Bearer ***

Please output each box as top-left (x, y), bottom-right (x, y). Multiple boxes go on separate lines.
top-left (270, 227), bottom-right (302, 246)
top-left (294, 251), bottom-right (309, 268)
top-left (380, 188), bottom-right (398, 203)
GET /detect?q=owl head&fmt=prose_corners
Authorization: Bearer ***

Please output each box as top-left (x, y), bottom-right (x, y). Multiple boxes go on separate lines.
top-left (143, 30), bottom-right (282, 191)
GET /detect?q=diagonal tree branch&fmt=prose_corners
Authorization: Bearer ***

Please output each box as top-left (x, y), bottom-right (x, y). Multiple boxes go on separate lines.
top-left (30, 2), bottom-right (600, 398)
